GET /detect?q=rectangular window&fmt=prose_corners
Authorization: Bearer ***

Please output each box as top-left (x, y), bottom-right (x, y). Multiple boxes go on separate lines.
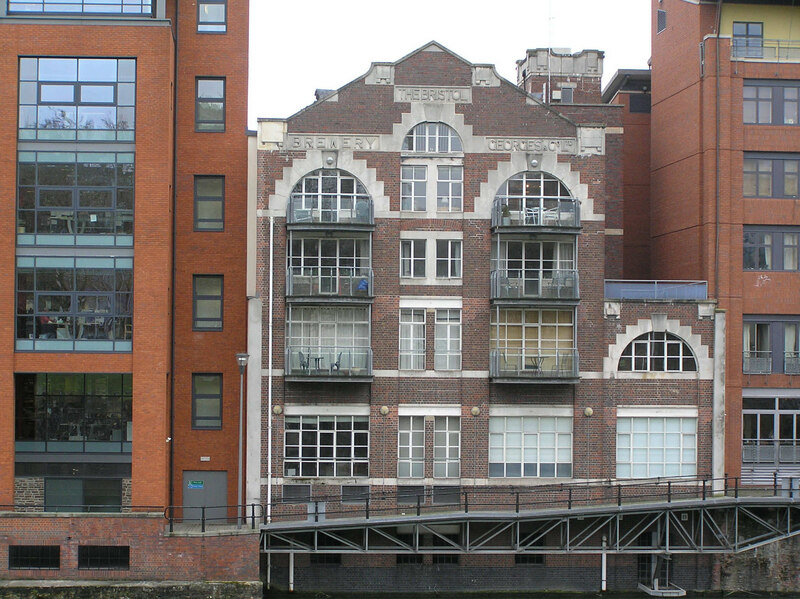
top-left (282, 484), bottom-right (311, 503)
top-left (309, 554), bottom-right (341, 565)
top-left (399, 309), bottom-right (425, 370)
top-left (743, 226), bottom-right (800, 270)
top-left (193, 275), bottom-right (223, 330)
top-left (515, 554), bottom-right (544, 565)
top-left (398, 416), bottom-right (424, 478)
top-left (489, 416), bottom-right (572, 478)
top-left (616, 417), bottom-right (697, 478)
top-left (284, 415), bottom-right (369, 477)
top-left (490, 308), bottom-right (576, 376)
top-left (9, 0), bottom-right (152, 14)
top-left (743, 396), bottom-right (800, 464)
top-left (432, 485), bottom-right (460, 504)
top-left (198, 0), bottom-right (227, 32)
top-left (436, 240), bottom-right (462, 278)
top-left (17, 151), bottom-right (134, 246)
top-left (400, 239), bottom-right (425, 278)
top-left (732, 22), bottom-right (763, 58)
top-left (434, 309), bottom-right (461, 370)
top-left (397, 554), bottom-right (424, 564)
top-left (45, 478), bottom-right (122, 512)
top-left (15, 373), bottom-right (132, 454)
top-left (397, 485), bottom-right (425, 504)
top-left (656, 9), bottom-right (667, 33)
top-left (192, 373), bottom-right (222, 429)
top-left (433, 416), bottom-right (459, 478)
top-left (195, 78), bottom-right (225, 132)
top-left (18, 57), bottom-right (136, 142)
top-left (436, 166), bottom-right (463, 211)
top-left (743, 84), bottom-right (773, 124)
top-left (341, 485), bottom-right (369, 504)
top-left (401, 166), bottom-right (426, 211)
top-left (9, 546), bottom-right (60, 570)
top-left (16, 256), bottom-right (133, 352)
top-left (194, 176), bottom-right (224, 231)
top-left (743, 320), bottom-right (772, 373)
top-left (77, 545), bottom-right (129, 570)
top-left (743, 317), bottom-right (800, 374)
top-left (743, 155), bottom-right (800, 198)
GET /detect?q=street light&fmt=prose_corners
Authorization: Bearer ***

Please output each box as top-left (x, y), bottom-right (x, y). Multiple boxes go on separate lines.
top-left (236, 352), bottom-right (249, 528)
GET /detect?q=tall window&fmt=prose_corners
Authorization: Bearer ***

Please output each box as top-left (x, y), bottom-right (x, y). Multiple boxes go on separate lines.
top-left (743, 396), bottom-right (800, 465)
top-left (437, 166), bottom-right (463, 211)
top-left (17, 151), bottom-right (134, 246)
top-left (618, 332), bottom-right (697, 372)
top-left (616, 417), bottom-right (697, 478)
top-left (732, 22), bottom-right (763, 58)
top-left (744, 154), bottom-right (800, 198)
top-left (400, 239), bottom-right (426, 278)
top-left (192, 374), bottom-right (222, 429)
top-left (402, 122), bottom-right (462, 153)
top-left (743, 320), bottom-right (771, 374)
top-left (401, 166), bottom-right (426, 211)
top-left (743, 226), bottom-right (799, 270)
top-left (288, 236), bottom-right (371, 296)
top-left (194, 176), bottom-right (224, 231)
top-left (286, 306), bottom-right (371, 375)
top-left (16, 256), bottom-right (133, 352)
top-left (434, 309), bottom-right (461, 370)
top-left (399, 309), bottom-right (425, 370)
top-left (489, 416), bottom-right (572, 478)
top-left (436, 240), bottom-right (462, 278)
top-left (743, 318), bottom-right (800, 374)
top-left (192, 275), bottom-right (223, 330)
top-left (195, 78), bottom-right (225, 132)
top-left (19, 57), bottom-right (136, 142)
top-left (491, 309), bottom-right (575, 375)
top-left (744, 85), bottom-right (773, 124)
top-left (398, 416), bottom-right (424, 478)
top-left (284, 415), bottom-right (369, 477)
top-left (433, 416), bottom-right (459, 478)
top-left (198, 0), bottom-right (227, 32)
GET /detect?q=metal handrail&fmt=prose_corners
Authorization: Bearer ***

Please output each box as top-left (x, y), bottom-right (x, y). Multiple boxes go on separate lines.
top-left (489, 348), bottom-right (579, 378)
top-left (285, 346), bottom-right (373, 376)
top-left (743, 350), bottom-right (772, 374)
top-left (286, 267), bottom-right (373, 297)
top-left (604, 280), bottom-right (708, 300)
top-left (490, 269), bottom-right (579, 300)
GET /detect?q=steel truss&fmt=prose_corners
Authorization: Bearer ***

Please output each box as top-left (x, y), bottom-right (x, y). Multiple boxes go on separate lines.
top-left (261, 496), bottom-right (800, 555)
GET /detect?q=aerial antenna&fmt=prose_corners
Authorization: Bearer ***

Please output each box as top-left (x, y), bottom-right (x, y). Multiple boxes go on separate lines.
top-left (547, 0), bottom-right (553, 102)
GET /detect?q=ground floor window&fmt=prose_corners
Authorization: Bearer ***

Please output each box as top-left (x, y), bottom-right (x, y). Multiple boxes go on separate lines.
top-left (616, 416), bottom-right (696, 478)
top-left (284, 415), bottom-right (369, 477)
top-left (44, 478), bottom-right (122, 512)
top-left (489, 416), bottom-right (572, 478)
top-left (743, 396), bottom-right (800, 465)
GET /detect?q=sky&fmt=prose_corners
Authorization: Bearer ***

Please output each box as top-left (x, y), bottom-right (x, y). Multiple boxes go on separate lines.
top-left (247, 0), bottom-right (652, 128)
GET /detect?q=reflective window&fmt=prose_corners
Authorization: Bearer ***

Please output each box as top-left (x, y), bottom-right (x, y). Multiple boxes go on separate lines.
top-left (402, 122), bottom-right (462, 153)
top-left (436, 166), bottom-right (463, 211)
top-left (284, 415), bottom-right (369, 477)
top-left (195, 78), bottom-right (225, 132)
top-left (732, 22), bottom-right (763, 58)
top-left (16, 257), bottom-right (133, 352)
top-left (198, 0), bottom-right (227, 32)
top-left (435, 240), bottom-right (461, 278)
top-left (744, 226), bottom-right (800, 271)
top-left (192, 275), bottom-right (223, 330)
top-left (400, 239), bottom-right (425, 278)
top-left (489, 416), bottom-right (572, 478)
top-left (17, 151), bottom-right (134, 247)
top-left (192, 374), bottom-right (222, 429)
top-left (194, 176), bottom-right (224, 231)
top-left (9, 0), bottom-right (152, 14)
top-left (744, 154), bottom-right (800, 198)
top-left (618, 332), bottom-right (697, 372)
top-left (19, 58), bottom-right (136, 142)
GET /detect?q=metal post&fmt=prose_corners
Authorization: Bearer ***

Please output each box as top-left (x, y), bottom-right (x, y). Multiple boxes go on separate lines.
top-left (601, 535), bottom-right (608, 592)
top-left (724, 472), bottom-right (729, 496)
top-left (668, 481), bottom-right (672, 503)
top-left (791, 478), bottom-right (795, 500)
top-left (314, 500), bottom-right (319, 522)
top-left (617, 485), bottom-right (622, 507)
top-left (169, 505), bottom-right (174, 533)
top-left (236, 353), bottom-right (249, 529)
top-left (464, 492), bottom-right (469, 514)
top-left (201, 506), bottom-right (206, 533)
top-left (774, 471), bottom-right (779, 496)
top-left (734, 477), bottom-right (739, 499)
top-left (515, 492), bottom-right (520, 513)
top-left (251, 504), bottom-right (256, 529)
top-left (568, 488), bottom-right (572, 510)
top-left (417, 494), bottom-right (421, 517)
top-left (702, 479), bottom-right (707, 501)
top-left (289, 552), bottom-right (294, 592)
top-left (365, 496), bottom-right (370, 520)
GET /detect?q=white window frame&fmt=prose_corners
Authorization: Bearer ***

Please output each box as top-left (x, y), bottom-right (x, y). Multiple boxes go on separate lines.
top-left (399, 308), bottom-right (425, 370)
top-left (436, 240), bottom-right (462, 279)
top-left (401, 165), bottom-right (427, 211)
top-left (436, 166), bottom-right (463, 212)
top-left (618, 332), bottom-right (697, 372)
top-left (488, 415), bottom-right (572, 478)
top-left (615, 410), bottom-right (697, 478)
top-left (434, 308), bottom-right (461, 370)
top-left (433, 416), bottom-right (460, 478)
top-left (398, 415), bottom-right (424, 478)
top-left (402, 122), bottom-right (462, 154)
top-left (400, 239), bottom-right (426, 278)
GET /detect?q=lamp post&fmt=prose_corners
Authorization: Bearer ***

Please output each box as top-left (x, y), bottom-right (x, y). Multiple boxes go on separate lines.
top-left (235, 352), bottom-right (249, 528)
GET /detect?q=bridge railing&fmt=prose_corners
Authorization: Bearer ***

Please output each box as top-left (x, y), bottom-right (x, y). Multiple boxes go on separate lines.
top-left (258, 475), bottom-right (791, 526)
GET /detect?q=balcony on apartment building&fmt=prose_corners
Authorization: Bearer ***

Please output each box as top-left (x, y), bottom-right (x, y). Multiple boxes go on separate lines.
top-left (491, 198), bottom-right (579, 231)
top-left (743, 439), bottom-right (800, 467)
top-left (732, 38), bottom-right (800, 62)
top-left (490, 269), bottom-right (579, 301)
top-left (284, 346), bottom-right (373, 381)
top-left (5, 0), bottom-right (156, 16)
top-left (743, 351), bottom-right (800, 375)
top-left (489, 349), bottom-right (579, 382)
top-left (604, 280), bottom-right (708, 300)
top-left (286, 267), bottom-right (373, 301)
top-left (286, 197), bottom-right (374, 230)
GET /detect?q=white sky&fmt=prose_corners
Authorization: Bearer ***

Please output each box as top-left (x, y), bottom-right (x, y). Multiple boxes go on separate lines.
top-left (247, 0), bottom-right (651, 128)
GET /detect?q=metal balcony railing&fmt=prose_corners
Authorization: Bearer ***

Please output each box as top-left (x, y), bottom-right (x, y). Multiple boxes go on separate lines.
top-left (785, 352), bottom-right (800, 375)
top-left (743, 440), bottom-right (800, 465)
top-left (492, 199), bottom-right (579, 229)
top-left (604, 280), bottom-right (708, 300)
top-left (286, 267), bottom-right (373, 298)
top-left (732, 39), bottom-right (800, 62)
top-left (287, 198), bottom-right (373, 226)
top-left (286, 346), bottom-right (372, 378)
top-left (491, 269), bottom-right (579, 300)
top-left (490, 349), bottom-right (579, 379)
top-left (743, 351), bottom-right (772, 375)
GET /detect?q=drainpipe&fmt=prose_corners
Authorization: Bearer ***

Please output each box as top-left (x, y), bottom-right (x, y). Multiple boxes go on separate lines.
top-left (714, 0), bottom-right (722, 299)
top-left (267, 216), bottom-right (274, 522)
top-left (168, 0), bottom-right (179, 520)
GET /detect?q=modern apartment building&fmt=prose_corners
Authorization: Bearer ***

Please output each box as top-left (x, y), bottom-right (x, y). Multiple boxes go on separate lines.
top-left (0, 0), bottom-right (257, 585)
top-left (256, 43), bottom-right (722, 592)
top-left (649, 0), bottom-right (800, 484)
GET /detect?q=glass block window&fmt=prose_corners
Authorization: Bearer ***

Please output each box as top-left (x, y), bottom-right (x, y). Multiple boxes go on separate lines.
top-left (16, 256), bottom-right (133, 352)
top-left (284, 415), bottom-right (369, 477)
top-left (433, 416), bottom-right (459, 478)
top-left (618, 332), bottom-right (697, 372)
top-left (489, 416), bottom-right (572, 478)
top-left (19, 57), bottom-right (136, 141)
top-left (434, 309), bottom-right (461, 370)
top-left (398, 416), bottom-right (424, 478)
top-left (399, 309), bottom-right (425, 370)
top-left (402, 122), bottom-right (462, 153)
top-left (616, 417), bottom-right (697, 478)
top-left (17, 151), bottom-right (134, 247)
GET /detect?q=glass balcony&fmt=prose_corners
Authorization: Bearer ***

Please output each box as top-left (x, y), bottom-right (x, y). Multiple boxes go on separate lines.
top-left (743, 440), bottom-right (800, 465)
top-left (604, 280), bottom-right (708, 300)
top-left (743, 351), bottom-right (772, 374)
top-left (489, 349), bottom-right (579, 380)
top-left (286, 267), bottom-right (372, 298)
top-left (492, 198), bottom-right (579, 229)
top-left (286, 346), bottom-right (373, 379)
top-left (287, 197), bottom-right (373, 226)
top-left (491, 269), bottom-right (579, 300)
top-left (731, 39), bottom-right (800, 62)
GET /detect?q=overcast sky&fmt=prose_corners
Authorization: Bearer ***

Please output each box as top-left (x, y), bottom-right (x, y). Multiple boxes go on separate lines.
top-left (247, 0), bottom-right (651, 128)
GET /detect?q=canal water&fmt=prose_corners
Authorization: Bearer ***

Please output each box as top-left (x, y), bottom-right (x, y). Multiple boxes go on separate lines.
top-left (265, 593), bottom-right (800, 599)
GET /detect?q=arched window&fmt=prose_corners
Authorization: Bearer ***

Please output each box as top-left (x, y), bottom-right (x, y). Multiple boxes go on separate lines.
top-left (618, 332), bottom-right (697, 372)
top-left (402, 122), bottom-right (462, 153)
top-left (494, 171), bottom-right (578, 227)
top-left (288, 169), bottom-right (371, 224)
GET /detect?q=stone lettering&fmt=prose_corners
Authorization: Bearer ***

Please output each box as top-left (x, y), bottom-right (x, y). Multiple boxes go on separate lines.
top-left (285, 135), bottom-right (380, 151)
top-left (486, 137), bottom-right (578, 155)
top-left (394, 86), bottom-right (472, 104)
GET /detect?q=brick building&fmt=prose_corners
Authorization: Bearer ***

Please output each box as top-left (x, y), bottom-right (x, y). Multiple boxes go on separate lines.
top-left (645, 0), bottom-right (800, 485)
top-left (256, 43), bottom-right (722, 592)
top-left (0, 0), bottom-right (258, 588)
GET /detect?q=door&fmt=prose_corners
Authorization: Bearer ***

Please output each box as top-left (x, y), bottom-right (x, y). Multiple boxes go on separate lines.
top-left (182, 470), bottom-right (227, 524)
